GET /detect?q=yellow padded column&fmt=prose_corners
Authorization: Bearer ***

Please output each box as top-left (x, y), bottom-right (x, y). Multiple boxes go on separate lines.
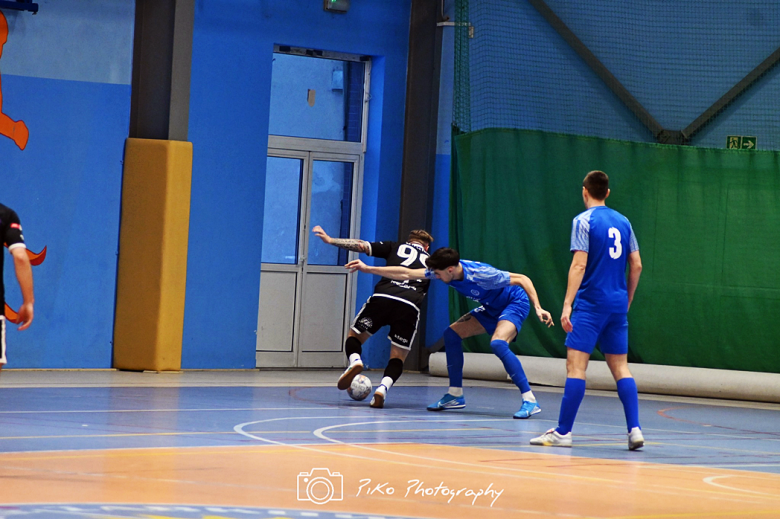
top-left (113, 138), bottom-right (193, 371)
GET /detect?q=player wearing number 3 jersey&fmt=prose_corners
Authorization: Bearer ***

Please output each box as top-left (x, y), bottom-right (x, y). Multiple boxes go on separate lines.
top-left (312, 225), bottom-right (433, 409)
top-left (531, 170), bottom-right (644, 450)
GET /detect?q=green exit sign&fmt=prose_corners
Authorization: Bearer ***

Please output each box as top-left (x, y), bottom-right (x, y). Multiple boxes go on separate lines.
top-left (726, 135), bottom-right (757, 150)
top-left (324, 0), bottom-right (350, 13)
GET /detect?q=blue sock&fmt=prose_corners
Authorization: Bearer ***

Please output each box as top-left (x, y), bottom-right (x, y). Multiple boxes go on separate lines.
top-left (490, 339), bottom-right (530, 393)
top-left (616, 377), bottom-right (640, 431)
top-left (556, 378), bottom-right (586, 435)
top-left (443, 327), bottom-right (463, 389)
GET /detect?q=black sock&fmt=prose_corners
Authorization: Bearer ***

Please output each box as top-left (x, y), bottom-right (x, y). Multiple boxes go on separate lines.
top-left (383, 357), bottom-right (404, 383)
top-left (345, 336), bottom-right (362, 358)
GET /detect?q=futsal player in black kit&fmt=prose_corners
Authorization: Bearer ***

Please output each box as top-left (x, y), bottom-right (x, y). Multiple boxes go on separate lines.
top-left (312, 225), bottom-right (432, 408)
top-left (0, 203), bottom-right (35, 367)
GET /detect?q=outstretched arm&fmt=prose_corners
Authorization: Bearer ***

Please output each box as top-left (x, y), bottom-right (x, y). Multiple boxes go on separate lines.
top-left (561, 251), bottom-right (588, 333)
top-left (10, 247), bottom-right (34, 330)
top-left (509, 273), bottom-right (553, 327)
top-left (312, 225), bottom-right (369, 254)
top-left (345, 259), bottom-right (427, 280)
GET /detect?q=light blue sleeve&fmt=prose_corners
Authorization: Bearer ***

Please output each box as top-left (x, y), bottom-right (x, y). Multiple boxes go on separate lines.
top-left (570, 214), bottom-right (590, 252)
top-left (628, 222), bottom-right (639, 253)
top-left (468, 263), bottom-right (511, 290)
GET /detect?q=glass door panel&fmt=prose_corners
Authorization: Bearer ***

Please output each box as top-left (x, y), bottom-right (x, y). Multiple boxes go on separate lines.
top-left (261, 156), bottom-right (304, 264)
top-left (307, 160), bottom-right (355, 266)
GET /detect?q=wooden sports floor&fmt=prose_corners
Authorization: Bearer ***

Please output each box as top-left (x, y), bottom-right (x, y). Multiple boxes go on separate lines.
top-left (0, 370), bottom-right (778, 519)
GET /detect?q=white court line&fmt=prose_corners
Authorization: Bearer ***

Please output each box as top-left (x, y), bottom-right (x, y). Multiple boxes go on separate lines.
top-left (0, 407), bottom-right (325, 415)
top-left (703, 475), bottom-right (780, 497)
top-left (233, 416), bottom-right (772, 506)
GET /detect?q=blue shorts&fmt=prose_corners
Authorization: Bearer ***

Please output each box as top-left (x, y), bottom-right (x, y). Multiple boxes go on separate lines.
top-left (565, 311), bottom-right (628, 355)
top-left (470, 299), bottom-right (530, 340)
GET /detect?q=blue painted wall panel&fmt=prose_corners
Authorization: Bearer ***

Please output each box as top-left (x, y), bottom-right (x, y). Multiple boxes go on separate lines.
top-left (1, 75), bottom-right (130, 367)
top-left (185, 1), bottom-right (412, 368)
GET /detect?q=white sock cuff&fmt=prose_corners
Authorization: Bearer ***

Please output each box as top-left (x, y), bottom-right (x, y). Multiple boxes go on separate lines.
top-left (448, 387), bottom-right (464, 397)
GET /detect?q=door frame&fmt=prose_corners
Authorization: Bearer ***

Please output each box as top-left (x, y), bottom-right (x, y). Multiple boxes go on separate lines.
top-left (257, 139), bottom-right (364, 368)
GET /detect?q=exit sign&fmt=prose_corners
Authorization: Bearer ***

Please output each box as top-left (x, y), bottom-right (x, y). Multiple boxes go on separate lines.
top-left (726, 135), bottom-right (757, 150)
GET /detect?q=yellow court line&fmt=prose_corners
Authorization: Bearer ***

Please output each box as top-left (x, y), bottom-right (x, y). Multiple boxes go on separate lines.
top-left (645, 441), bottom-right (780, 457)
top-left (609, 509), bottom-right (780, 519)
top-left (0, 431), bottom-right (311, 441)
top-left (329, 428), bottom-right (494, 433)
top-left (0, 428), bottom-right (498, 441)
top-left (0, 407), bottom-right (324, 414)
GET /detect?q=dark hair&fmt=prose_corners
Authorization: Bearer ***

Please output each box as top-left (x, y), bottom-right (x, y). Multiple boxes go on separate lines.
top-left (426, 247), bottom-right (460, 270)
top-left (408, 229), bottom-right (433, 245)
top-left (583, 170), bottom-right (609, 200)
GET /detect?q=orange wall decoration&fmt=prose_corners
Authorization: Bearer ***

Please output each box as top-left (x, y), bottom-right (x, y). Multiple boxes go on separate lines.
top-left (0, 11), bottom-right (28, 150)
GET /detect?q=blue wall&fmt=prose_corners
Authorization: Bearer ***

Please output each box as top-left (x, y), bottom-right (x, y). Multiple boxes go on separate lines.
top-left (1, 2), bottom-right (134, 368)
top-left (184, 0), bottom-right (412, 368)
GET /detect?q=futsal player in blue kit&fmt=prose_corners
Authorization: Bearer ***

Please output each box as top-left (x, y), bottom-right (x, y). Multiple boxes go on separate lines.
top-left (346, 248), bottom-right (554, 419)
top-left (531, 170), bottom-right (644, 450)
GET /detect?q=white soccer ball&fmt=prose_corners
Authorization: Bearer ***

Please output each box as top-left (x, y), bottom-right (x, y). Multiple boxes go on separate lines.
top-left (347, 374), bottom-right (372, 401)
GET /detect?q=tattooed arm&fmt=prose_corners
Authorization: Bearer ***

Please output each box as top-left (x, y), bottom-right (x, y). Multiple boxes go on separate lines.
top-left (312, 225), bottom-right (370, 254)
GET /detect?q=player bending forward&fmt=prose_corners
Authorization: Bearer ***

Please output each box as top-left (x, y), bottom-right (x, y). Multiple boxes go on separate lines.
top-left (313, 225), bottom-right (433, 408)
top-left (347, 247), bottom-right (553, 418)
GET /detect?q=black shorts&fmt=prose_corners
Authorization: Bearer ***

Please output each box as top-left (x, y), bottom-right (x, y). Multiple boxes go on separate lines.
top-left (351, 295), bottom-right (420, 350)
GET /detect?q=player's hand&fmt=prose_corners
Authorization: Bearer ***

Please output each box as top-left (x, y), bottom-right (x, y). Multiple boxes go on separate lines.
top-left (16, 302), bottom-right (33, 331)
top-left (561, 303), bottom-right (573, 333)
top-left (536, 307), bottom-right (554, 328)
top-left (345, 259), bottom-right (368, 273)
top-left (312, 225), bottom-right (331, 244)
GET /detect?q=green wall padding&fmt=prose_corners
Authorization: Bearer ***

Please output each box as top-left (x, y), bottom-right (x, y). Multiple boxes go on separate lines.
top-left (451, 129), bottom-right (780, 373)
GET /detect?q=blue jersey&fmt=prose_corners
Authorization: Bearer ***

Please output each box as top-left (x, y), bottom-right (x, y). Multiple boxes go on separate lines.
top-left (426, 259), bottom-right (528, 312)
top-left (570, 206), bottom-right (638, 313)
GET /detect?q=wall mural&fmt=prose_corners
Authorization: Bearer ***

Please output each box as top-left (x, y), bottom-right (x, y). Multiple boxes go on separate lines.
top-left (0, 11), bottom-right (27, 150)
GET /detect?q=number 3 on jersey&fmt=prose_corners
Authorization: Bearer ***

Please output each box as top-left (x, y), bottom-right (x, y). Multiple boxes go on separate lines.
top-left (608, 227), bottom-right (622, 259)
top-left (397, 244), bottom-right (427, 267)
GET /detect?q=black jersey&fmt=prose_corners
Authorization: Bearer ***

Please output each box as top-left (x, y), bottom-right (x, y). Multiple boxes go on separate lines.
top-left (0, 203), bottom-right (26, 307)
top-left (368, 241), bottom-right (430, 307)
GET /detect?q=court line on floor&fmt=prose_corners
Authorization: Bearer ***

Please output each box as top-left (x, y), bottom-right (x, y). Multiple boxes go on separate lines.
top-left (703, 475), bottom-right (780, 497)
top-left (234, 416), bottom-right (778, 506)
top-left (0, 407), bottom-right (325, 414)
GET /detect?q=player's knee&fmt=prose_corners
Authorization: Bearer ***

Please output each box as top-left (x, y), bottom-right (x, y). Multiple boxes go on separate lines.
top-left (489, 339), bottom-right (509, 355)
top-left (443, 327), bottom-right (461, 345)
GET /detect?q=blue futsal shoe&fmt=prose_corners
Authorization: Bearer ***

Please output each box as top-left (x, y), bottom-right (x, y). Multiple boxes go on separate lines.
top-left (513, 400), bottom-right (541, 419)
top-left (427, 393), bottom-right (466, 411)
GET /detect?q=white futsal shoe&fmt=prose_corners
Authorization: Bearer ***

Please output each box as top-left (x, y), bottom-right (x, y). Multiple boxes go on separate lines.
top-left (370, 384), bottom-right (387, 408)
top-left (530, 428), bottom-right (572, 448)
top-left (337, 359), bottom-right (364, 390)
top-left (628, 427), bottom-right (645, 450)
